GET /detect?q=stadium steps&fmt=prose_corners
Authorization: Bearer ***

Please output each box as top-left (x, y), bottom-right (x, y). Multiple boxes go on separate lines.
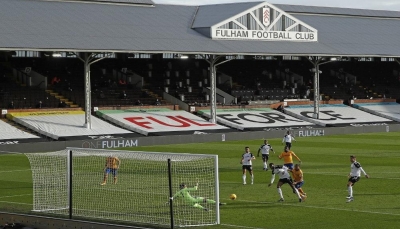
top-left (141, 89), bottom-right (167, 103)
top-left (45, 90), bottom-right (79, 108)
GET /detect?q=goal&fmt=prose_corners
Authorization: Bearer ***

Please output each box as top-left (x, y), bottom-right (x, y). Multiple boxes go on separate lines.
top-left (25, 148), bottom-right (220, 228)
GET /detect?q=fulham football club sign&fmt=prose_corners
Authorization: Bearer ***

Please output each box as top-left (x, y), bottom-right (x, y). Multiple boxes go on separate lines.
top-left (210, 2), bottom-right (318, 42)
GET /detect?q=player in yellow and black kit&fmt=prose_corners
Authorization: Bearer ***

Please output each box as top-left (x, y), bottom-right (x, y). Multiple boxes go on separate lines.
top-left (101, 156), bottom-right (121, 185)
top-left (278, 146), bottom-right (301, 170)
top-left (291, 164), bottom-right (306, 200)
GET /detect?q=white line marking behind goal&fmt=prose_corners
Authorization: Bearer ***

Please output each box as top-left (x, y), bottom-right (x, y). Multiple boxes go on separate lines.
top-left (0, 201), bottom-right (32, 206)
top-left (0, 169), bottom-right (31, 173)
top-left (0, 194), bottom-right (32, 199)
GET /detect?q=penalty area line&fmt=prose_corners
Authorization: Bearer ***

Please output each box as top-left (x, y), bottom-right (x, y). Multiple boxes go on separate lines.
top-left (221, 223), bottom-right (264, 229)
top-left (281, 202), bottom-right (400, 216)
top-left (228, 199), bottom-right (400, 217)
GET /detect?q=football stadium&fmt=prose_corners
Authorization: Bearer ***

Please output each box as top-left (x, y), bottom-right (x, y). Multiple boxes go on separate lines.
top-left (1, 0), bottom-right (400, 228)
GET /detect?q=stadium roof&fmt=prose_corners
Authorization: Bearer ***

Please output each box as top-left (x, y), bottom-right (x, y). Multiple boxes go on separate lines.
top-left (1, 0), bottom-right (400, 57)
top-left (47, 0), bottom-right (155, 6)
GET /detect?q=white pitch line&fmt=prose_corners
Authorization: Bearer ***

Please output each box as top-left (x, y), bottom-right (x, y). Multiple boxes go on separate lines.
top-left (0, 201), bottom-right (32, 206)
top-left (0, 169), bottom-right (31, 173)
top-left (0, 194), bottom-right (32, 199)
top-left (221, 223), bottom-right (265, 229)
top-left (0, 151), bottom-right (23, 154)
top-left (305, 172), bottom-right (400, 180)
top-left (282, 203), bottom-right (400, 216)
top-left (227, 199), bottom-right (400, 217)
top-left (306, 172), bottom-right (400, 174)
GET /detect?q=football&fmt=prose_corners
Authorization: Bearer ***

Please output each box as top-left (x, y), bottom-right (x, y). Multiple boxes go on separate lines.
top-left (230, 194), bottom-right (237, 200)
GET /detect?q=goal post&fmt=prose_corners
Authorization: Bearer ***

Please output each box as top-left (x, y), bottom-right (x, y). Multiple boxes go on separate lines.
top-left (25, 148), bottom-right (220, 228)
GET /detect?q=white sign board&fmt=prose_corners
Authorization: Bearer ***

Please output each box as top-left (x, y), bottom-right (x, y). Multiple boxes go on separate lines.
top-left (100, 110), bottom-right (228, 135)
top-left (199, 109), bottom-right (314, 130)
top-left (211, 29), bottom-right (317, 41)
top-left (285, 105), bottom-right (391, 125)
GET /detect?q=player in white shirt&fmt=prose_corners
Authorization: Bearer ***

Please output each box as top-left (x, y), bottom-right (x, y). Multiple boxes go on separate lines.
top-left (268, 162), bottom-right (303, 202)
top-left (347, 155), bottom-right (369, 203)
top-left (257, 140), bottom-right (275, 171)
top-left (282, 131), bottom-right (296, 149)
top-left (241, 146), bottom-right (255, 185)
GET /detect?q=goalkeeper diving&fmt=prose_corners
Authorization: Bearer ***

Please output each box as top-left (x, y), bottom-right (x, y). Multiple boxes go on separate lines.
top-left (171, 182), bottom-right (226, 211)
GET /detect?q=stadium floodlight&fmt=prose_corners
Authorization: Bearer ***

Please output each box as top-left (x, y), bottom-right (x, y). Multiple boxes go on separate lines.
top-left (52, 52), bottom-right (62, 57)
top-left (25, 148), bottom-right (220, 228)
top-left (174, 54), bottom-right (191, 59)
top-left (330, 57), bottom-right (338, 61)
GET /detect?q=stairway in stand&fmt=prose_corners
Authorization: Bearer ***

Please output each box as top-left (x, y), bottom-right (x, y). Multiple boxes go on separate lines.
top-left (141, 88), bottom-right (168, 105)
top-left (45, 90), bottom-right (80, 108)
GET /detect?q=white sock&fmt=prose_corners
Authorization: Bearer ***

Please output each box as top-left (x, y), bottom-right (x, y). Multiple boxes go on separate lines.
top-left (348, 186), bottom-right (353, 197)
top-left (242, 174), bottom-right (246, 183)
top-left (263, 162), bottom-right (267, 169)
top-left (277, 188), bottom-right (283, 199)
top-left (294, 188), bottom-right (301, 199)
top-left (251, 174), bottom-right (254, 183)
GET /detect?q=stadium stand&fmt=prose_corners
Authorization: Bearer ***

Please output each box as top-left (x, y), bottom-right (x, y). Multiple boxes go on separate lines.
top-left (138, 58), bottom-right (211, 105)
top-left (218, 59), bottom-right (302, 103)
top-left (0, 78), bottom-right (60, 109)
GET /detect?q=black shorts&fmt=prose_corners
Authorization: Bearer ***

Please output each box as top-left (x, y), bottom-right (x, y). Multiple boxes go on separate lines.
top-left (279, 178), bottom-right (293, 185)
top-left (261, 154), bottom-right (269, 161)
top-left (242, 165), bottom-right (253, 171)
top-left (348, 176), bottom-right (360, 185)
top-left (285, 142), bottom-right (292, 149)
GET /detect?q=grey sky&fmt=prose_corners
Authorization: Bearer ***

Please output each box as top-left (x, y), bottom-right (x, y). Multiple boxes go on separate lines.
top-left (154, 0), bottom-right (400, 11)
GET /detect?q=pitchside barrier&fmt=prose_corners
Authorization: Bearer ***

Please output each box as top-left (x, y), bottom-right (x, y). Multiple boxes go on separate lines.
top-left (0, 124), bottom-right (399, 153)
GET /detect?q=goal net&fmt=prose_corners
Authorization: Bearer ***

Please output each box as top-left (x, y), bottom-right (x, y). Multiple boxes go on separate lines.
top-left (25, 148), bottom-right (219, 227)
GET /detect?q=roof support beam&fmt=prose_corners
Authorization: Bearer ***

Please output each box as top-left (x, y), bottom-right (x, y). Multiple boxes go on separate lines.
top-left (249, 12), bottom-right (266, 30)
top-left (233, 20), bottom-right (248, 30)
top-left (203, 55), bottom-right (234, 124)
top-left (285, 22), bottom-right (299, 31)
top-left (76, 52), bottom-right (113, 129)
top-left (307, 56), bottom-right (339, 119)
top-left (266, 13), bottom-right (282, 31)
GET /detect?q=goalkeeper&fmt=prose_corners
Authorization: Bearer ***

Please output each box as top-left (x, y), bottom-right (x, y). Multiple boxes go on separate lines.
top-left (172, 183), bottom-right (225, 211)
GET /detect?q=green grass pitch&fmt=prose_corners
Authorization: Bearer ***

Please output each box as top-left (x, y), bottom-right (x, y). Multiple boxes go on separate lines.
top-left (1, 132), bottom-right (400, 229)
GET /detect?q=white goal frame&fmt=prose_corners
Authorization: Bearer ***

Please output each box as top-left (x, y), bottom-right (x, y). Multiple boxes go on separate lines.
top-left (25, 147), bottom-right (220, 228)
